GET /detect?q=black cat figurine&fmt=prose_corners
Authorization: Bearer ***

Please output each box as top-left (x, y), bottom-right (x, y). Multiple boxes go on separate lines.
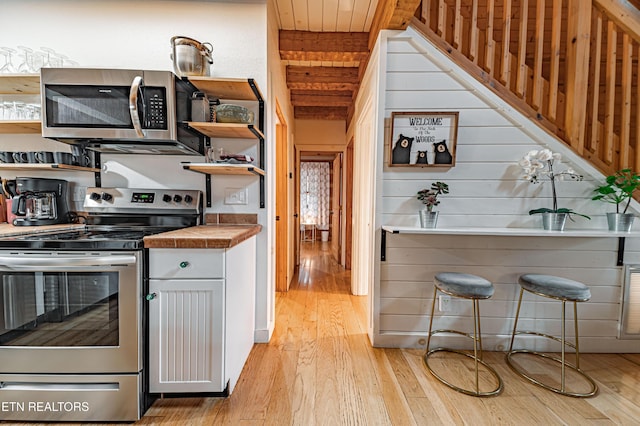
top-left (415, 150), bottom-right (428, 164)
top-left (433, 140), bottom-right (453, 164)
top-left (392, 134), bottom-right (413, 164)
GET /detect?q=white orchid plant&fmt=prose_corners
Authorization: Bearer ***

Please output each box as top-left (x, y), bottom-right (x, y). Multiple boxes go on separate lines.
top-left (519, 149), bottom-right (590, 220)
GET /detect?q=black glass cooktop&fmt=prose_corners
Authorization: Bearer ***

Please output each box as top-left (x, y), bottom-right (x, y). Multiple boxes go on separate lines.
top-left (0, 227), bottom-right (174, 250)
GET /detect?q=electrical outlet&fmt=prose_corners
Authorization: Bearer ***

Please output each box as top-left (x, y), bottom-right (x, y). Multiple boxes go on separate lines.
top-left (439, 295), bottom-right (452, 312)
top-left (224, 188), bottom-right (248, 205)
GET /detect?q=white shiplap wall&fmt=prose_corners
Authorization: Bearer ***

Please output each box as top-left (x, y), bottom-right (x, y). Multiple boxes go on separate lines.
top-left (372, 28), bottom-right (640, 352)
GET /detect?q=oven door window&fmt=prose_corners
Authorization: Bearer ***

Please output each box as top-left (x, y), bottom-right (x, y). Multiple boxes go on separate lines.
top-left (0, 271), bottom-right (119, 347)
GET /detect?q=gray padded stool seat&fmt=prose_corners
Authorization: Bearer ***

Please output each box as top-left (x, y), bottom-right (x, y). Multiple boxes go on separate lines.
top-left (506, 274), bottom-right (598, 397)
top-left (424, 272), bottom-right (503, 397)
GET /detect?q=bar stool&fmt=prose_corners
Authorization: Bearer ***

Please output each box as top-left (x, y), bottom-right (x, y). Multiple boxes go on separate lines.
top-left (424, 272), bottom-right (503, 397)
top-left (506, 274), bottom-right (598, 397)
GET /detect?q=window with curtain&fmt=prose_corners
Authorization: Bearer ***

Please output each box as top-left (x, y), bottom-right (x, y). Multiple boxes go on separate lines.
top-left (300, 162), bottom-right (330, 228)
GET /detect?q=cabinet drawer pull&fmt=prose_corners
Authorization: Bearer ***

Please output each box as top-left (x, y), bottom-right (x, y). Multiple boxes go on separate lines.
top-left (146, 293), bottom-right (157, 301)
top-left (179, 261), bottom-right (189, 269)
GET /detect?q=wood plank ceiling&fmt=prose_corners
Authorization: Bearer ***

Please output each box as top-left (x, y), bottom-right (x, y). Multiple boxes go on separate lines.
top-left (275, 0), bottom-right (421, 122)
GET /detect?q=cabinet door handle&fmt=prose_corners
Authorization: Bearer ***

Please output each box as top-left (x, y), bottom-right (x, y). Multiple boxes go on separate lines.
top-left (179, 261), bottom-right (189, 269)
top-left (146, 293), bottom-right (157, 301)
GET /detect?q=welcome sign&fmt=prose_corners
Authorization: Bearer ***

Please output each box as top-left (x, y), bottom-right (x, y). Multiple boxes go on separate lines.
top-left (389, 111), bottom-right (459, 167)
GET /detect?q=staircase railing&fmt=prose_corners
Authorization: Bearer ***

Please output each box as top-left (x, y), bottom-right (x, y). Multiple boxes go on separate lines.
top-left (413, 0), bottom-right (640, 178)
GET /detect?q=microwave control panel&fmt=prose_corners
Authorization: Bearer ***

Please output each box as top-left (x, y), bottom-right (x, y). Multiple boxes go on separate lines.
top-left (143, 87), bottom-right (167, 130)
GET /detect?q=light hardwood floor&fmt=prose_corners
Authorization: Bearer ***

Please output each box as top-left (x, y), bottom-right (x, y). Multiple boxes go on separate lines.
top-left (137, 241), bottom-right (640, 425)
top-left (27, 242), bottom-right (639, 425)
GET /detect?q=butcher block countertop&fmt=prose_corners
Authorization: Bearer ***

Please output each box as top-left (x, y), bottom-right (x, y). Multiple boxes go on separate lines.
top-left (143, 224), bottom-right (262, 249)
top-left (0, 223), bottom-right (84, 237)
top-left (0, 222), bottom-right (261, 249)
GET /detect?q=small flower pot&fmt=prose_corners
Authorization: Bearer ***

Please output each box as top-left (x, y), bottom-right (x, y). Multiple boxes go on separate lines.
top-left (541, 212), bottom-right (567, 231)
top-left (607, 212), bottom-right (635, 232)
top-left (419, 210), bottom-right (438, 228)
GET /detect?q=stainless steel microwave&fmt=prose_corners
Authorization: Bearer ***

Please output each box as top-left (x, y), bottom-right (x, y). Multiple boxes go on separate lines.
top-left (40, 68), bottom-right (204, 155)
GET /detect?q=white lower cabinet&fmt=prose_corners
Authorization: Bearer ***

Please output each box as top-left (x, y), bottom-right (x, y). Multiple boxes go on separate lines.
top-left (147, 237), bottom-right (256, 394)
top-left (148, 278), bottom-right (225, 393)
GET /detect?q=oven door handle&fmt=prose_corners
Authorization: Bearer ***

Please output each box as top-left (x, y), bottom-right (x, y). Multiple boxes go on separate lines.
top-left (0, 255), bottom-right (137, 270)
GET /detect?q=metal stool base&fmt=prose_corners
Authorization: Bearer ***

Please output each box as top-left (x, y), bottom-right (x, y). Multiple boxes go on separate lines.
top-left (424, 348), bottom-right (503, 397)
top-left (506, 349), bottom-right (598, 397)
top-left (507, 286), bottom-right (598, 398)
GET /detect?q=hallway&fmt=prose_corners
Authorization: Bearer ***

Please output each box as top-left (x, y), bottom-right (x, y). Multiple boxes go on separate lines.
top-left (139, 241), bottom-right (640, 425)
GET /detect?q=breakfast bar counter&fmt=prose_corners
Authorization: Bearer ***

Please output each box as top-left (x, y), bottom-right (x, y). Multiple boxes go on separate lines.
top-left (376, 225), bottom-right (640, 352)
top-left (381, 225), bottom-right (640, 237)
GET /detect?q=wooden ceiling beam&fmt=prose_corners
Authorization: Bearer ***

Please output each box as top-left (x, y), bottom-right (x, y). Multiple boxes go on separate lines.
top-left (287, 66), bottom-right (359, 83)
top-left (294, 106), bottom-right (348, 121)
top-left (279, 31), bottom-right (369, 62)
top-left (287, 81), bottom-right (359, 91)
top-left (290, 92), bottom-right (353, 107)
top-left (290, 89), bottom-right (354, 98)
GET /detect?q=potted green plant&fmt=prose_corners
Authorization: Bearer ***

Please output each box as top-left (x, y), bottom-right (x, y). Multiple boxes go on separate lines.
top-left (592, 168), bottom-right (640, 232)
top-left (519, 149), bottom-right (590, 231)
top-left (416, 181), bottom-right (449, 228)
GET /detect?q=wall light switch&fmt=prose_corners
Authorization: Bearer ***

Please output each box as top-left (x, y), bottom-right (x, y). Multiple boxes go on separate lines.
top-left (224, 188), bottom-right (248, 205)
top-left (73, 186), bottom-right (87, 202)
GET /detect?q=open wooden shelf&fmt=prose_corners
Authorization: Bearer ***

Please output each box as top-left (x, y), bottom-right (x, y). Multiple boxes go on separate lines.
top-left (0, 120), bottom-right (41, 134)
top-left (186, 77), bottom-right (262, 101)
top-left (187, 122), bottom-right (263, 139)
top-left (0, 74), bottom-right (40, 95)
top-left (0, 163), bottom-right (99, 172)
top-left (182, 162), bottom-right (265, 176)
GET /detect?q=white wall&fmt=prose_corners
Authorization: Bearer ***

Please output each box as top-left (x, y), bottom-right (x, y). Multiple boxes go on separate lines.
top-left (0, 0), bottom-right (275, 342)
top-left (351, 27), bottom-right (640, 352)
top-left (262, 0), bottom-right (295, 341)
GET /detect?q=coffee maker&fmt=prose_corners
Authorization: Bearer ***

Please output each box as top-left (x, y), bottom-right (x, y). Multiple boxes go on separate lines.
top-left (11, 177), bottom-right (71, 226)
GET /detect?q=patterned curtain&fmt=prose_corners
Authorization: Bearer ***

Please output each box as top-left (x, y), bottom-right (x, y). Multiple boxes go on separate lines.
top-left (300, 162), bottom-right (330, 227)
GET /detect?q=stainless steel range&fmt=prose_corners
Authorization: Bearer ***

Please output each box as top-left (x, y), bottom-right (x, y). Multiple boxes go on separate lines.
top-left (0, 187), bottom-right (202, 422)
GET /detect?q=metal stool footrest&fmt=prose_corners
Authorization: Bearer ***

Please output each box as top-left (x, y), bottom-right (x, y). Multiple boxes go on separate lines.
top-left (424, 347), bottom-right (503, 397)
top-left (512, 330), bottom-right (578, 350)
top-left (505, 348), bottom-right (598, 397)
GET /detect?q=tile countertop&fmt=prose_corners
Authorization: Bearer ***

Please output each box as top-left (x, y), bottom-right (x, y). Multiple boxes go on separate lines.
top-left (143, 224), bottom-right (262, 249)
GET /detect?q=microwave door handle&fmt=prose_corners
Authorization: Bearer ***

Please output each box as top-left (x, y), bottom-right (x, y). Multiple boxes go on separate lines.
top-left (129, 75), bottom-right (145, 138)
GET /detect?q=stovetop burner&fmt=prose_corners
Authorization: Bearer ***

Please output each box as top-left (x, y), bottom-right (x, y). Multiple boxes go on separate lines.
top-left (0, 227), bottom-right (174, 250)
top-left (0, 187), bottom-right (202, 250)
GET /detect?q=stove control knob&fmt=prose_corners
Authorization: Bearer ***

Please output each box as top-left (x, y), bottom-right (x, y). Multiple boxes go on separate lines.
top-left (89, 192), bottom-right (101, 201)
top-left (163, 194), bottom-right (172, 203)
top-left (184, 195), bottom-right (193, 204)
top-left (101, 192), bottom-right (113, 202)
top-left (173, 194), bottom-right (183, 203)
